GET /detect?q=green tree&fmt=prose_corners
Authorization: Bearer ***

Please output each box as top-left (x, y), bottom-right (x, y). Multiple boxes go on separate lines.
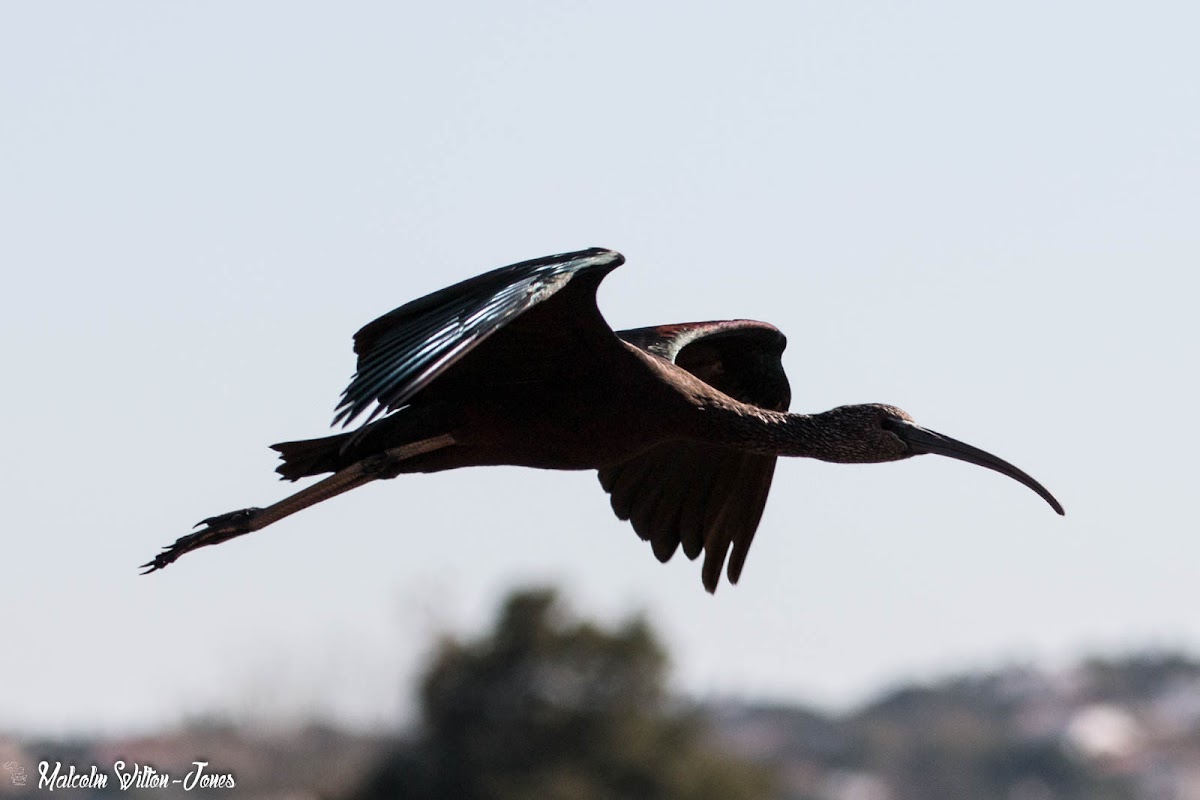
top-left (357, 588), bottom-right (773, 800)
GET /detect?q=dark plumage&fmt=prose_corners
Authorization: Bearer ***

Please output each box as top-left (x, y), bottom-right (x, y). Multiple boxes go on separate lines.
top-left (143, 247), bottom-right (1063, 591)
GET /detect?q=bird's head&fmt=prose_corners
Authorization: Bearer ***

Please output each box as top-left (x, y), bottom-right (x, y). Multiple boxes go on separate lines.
top-left (813, 403), bottom-right (1064, 514)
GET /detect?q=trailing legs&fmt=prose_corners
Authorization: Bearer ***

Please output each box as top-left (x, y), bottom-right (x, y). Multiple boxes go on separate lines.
top-left (141, 434), bottom-right (456, 573)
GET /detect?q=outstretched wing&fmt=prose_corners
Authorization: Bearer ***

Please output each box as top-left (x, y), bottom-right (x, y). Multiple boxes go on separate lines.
top-left (334, 247), bottom-right (624, 428)
top-left (600, 321), bottom-right (790, 592)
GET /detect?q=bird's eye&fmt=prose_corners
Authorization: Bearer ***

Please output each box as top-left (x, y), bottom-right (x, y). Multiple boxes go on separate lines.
top-left (879, 415), bottom-right (898, 431)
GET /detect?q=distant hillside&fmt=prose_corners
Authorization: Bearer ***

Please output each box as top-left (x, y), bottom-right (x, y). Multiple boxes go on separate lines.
top-left (710, 652), bottom-right (1200, 800)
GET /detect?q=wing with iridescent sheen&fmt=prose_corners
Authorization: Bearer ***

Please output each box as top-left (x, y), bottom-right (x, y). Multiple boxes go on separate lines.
top-left (334, 248), bottom-right (623, 428)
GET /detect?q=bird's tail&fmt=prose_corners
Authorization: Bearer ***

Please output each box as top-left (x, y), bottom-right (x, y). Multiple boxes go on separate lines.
top-left (270, 434), bottom-right (352, 481)
top-left (271, 406), bottom-right (450, 481)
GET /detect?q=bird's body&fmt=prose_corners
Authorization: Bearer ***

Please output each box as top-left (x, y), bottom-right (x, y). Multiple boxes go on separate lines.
top-left (317, 338), bottom-right (692, 474)
top-left (145, 247), bottom-right (1062, 591)
top-left (281, 326), bottom-right (773, 474)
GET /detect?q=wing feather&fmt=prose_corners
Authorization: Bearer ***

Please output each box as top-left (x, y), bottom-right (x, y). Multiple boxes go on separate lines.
top-left (606, 450), bottom-right (659, 522)
top-left (725, 456), bottom-right (776, 583)
top-left (648, 461), bottom-right (694, 562)
top-left (699, 450), bottom-right (746, 591)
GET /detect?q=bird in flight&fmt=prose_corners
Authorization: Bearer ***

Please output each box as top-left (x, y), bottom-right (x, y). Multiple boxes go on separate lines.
top-left (143, 247), bottom-right (1063, 591)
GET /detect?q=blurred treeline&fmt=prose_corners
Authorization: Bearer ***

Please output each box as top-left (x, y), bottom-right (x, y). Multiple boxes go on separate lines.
top-left (355, 587), bottom-right (773, 800)
top-left (5, 587), bottom-right (1200, 800)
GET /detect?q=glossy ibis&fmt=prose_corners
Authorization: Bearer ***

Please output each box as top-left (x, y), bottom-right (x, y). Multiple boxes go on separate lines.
top-left (143, 247), bottom-right (1063, 591)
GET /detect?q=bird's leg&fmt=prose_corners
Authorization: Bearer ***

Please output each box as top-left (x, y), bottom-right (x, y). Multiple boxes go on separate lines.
top-left (139, 466), bottom-right (376, 574)
top-left (141, 434), bottom-right (456, 574)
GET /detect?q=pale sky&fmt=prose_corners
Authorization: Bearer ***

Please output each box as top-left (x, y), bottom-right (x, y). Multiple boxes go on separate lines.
top-left (2, 2), bottom-right (1197, 735)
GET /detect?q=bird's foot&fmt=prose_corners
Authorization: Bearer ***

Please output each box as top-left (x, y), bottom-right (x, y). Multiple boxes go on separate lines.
top-left (140, 507), bottom-right (263, 574)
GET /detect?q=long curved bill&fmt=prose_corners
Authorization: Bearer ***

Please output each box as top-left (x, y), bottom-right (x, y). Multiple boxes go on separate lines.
top-left (892, 420), bottom-right (1064, 515)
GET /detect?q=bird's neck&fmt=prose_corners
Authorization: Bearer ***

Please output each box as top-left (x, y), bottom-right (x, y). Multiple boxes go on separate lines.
top-left (693, 402), bottom-right (834, 460)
